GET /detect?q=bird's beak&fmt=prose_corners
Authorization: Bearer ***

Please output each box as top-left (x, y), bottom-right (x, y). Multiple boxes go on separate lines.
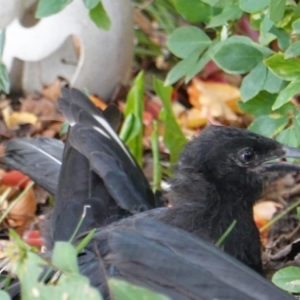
top-left (257, 146), bottom-right (300, 173)
top-left (283, 146), bottom-right (300, 159)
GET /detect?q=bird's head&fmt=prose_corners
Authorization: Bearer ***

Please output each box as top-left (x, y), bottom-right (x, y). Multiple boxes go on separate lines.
top-left (171, 126), bottom-right (300, 206)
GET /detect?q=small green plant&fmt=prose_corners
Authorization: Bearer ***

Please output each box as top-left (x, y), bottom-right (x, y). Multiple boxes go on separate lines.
top-left (164, 0), bottom-right (300, 146)
top-left (2, 228), bottom-right (168, 300)
top-left (120, 72), bottom-right (187, 171)
top-left (0, 31), bottom-right (10, 94)
top-left (36, 0), bottom-right (111, 30)
top-left (272, 204), bottom-right (300, 293)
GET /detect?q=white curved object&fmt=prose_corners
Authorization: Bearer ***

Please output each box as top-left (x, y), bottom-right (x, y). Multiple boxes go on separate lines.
top-left (2, 0), bottom-right (133, 100)
top-left (0, 0), bottom-right (21, 29)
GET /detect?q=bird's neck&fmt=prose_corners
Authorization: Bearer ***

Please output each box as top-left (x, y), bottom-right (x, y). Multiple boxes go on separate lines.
top-left (170, 171), bottom-right (263, 272)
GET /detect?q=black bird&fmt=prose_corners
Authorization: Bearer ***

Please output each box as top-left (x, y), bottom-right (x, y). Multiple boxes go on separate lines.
top-left (55, 88), bottom-right (300, 273)
top-left (3, 88), bottom-right (300, 299)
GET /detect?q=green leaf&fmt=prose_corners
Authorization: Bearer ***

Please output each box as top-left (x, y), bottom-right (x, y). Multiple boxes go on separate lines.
top-left (248, 115), bottom-right (288, 137)
top-left (165, 49), bottom-right (200, 85)
top-left (206, 0), bottom-right (237, 8)
top-left (269, 26), bottom-right (290, 51)
top-left (293, 112), bottom-right (300, 142)
top-left (295, 2), bottom-right (300, 16)
top-left (263, 69), bottom-right (284, 93)
top-left (239, 0), bottom-right (269, 13)
top-left (201, 0), bottom-right (220, 6)
top-left (259, 15), bottom-right (275, 46)
top-left (264, 53), bottom-right (300, 81)
top-left (240, 63), bottom-right (267, 102)
top-left (52, 242), bottom-right (79, 274)
top-left (89, 1), bottom-right (111, 30)
top-left (297, 207), bottom-right (300, 221)
top-left (35, 0), bottom-right (72, 18)
top-left (212, 35), bottom-right (273, 57)
top-left (273, 77), bottom-right (300, 109)
top-left (238, 91), bottom-right (293, 117)
top-left (17, 252), bottom-right (46, 282)
top-left (83, 0), bottom-right (99, 9)
top-left (0, 290), bottom-right (11, 300)
top-left (167, 26), bottom-right (211, 59)
top-left (28, 275), bottom-right (102, 300)
top-left (269, 0), bottom-right (286, 23)
top-left (174, 0), bottom-right (212, 23)
top-left (151, 121), bottom-right (162, 192)
top-left (276, 127), bottom-right (298, 148)
top-left (0, 62), bottom-right (10, 94)
top-left (211, 43), bottom-right (263, 74)
top-left (59, 122), bottom-right (69, 136)
top-left (119, 113), bottom-right (141, 144)
top-left (76, 228), bottom-right (96, 254)
top-left (153, 77), bottom-right (187, 166)
top-left (285, 41), bottom-right (300, 59)
top-left (109, 278), bottom-right (170, 300)
top-left (0, 31), bottom-right (5, 58)
top-left (292, 19), bottom-right (300, 34)
top-left (238, 91), bottom-right (276, 117)
top-left (207, 6), bottom-right (243, 28)
top-left (185, 40), bottom-right (218, 83)
top-left (272, 266), bottom-right (300, 293)
top-left (122, 71), bottom-right (144, 166)
top-left (215, 219), bottom-right (237, 248)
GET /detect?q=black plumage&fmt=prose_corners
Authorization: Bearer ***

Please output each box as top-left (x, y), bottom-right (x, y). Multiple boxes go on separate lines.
top-left (59, 89), bottom-right (300, 274)
top-left (4, 87), bottom-right (300, 300)
top-left (3, 137), bottom-right (63, 194)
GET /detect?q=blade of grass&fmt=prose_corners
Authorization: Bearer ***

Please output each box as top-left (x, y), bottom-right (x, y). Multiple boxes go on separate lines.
top-left (75, 229), bottom-right (96, 254)
top-left (0, 187), bottom-right (12, 207)
top-left (260, 198), bottom-right (300, 233)
top-left (0, 182), bottom-right (34, 224)
top-left (151, 120), bottom-right (162, 192)
top-left (215, 219), bottom-right (237, 248)
top-left (68, 205), bottom-right (94, 244)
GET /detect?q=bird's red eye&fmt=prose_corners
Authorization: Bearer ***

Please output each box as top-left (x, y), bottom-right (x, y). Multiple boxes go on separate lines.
top-left (241, 149), bottom-right (255, 163)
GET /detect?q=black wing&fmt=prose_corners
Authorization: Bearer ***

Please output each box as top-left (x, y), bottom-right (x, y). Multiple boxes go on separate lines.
top-left (77, 217), bottom-right (293, 300)
top-left (3, 137), bottom-right (63, 194)
top-left (57, 88), bottom-right (155, 213)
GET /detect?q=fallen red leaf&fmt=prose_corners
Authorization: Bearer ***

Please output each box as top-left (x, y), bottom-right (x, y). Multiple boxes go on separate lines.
top-left (2, 171), bottom-right (31, 189)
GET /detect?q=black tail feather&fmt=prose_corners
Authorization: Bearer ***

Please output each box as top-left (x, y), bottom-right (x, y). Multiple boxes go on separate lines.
top-left (3, 137), bottom-right (63, 194)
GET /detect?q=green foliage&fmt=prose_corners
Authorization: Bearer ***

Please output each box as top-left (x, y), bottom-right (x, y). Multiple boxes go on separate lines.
top-left (60, 122), bottom-right (69, 136)
top-left (0, 290), bottom-right (10, 300)
top-left (36, 0), bottom-right (72, 17)
top-left (151, 121), bottom-right (162, 192)
top-left (240, 63), bottom-right (268, 101)
top-left (273, 266), bottom-right (300, 293)
top-left (248, 115), bottom-right (289, 138)
top-left (166, 27), bottom-right (211, 85)
top-left (0, 62), bottom-right (10, 94)
top-left (167, 27), bottom-right (211, 59)
top-left (264, 54), bottom-right (300, 81)
top-left (153, 77), bottom-right (187, 166)
top-left (239, 0), bottom-right (269, 13)
top-left (166, 0), bottom-right (300, 147)
top-left (207, 6), bottom-right (243, 28)
top-left (109, 278), bottom-right (170, 300)
top-left (0, 31), bottom-right (9, 94)
top-left (174, 0), bottom-right (212, 23)
top-left (36, 0), bottom-right (111, 30)
top-left (120, 71), bottom-right (145, 166)
top-left (89, 2), bottom-right (111, 30)
top-left (215, 220), bottom-right (237, 248)
top-left (52, 242), bottom-right (79, 273)
top-left (212, 43), bottom-right (263, 74)
top-left (4, 230), bottom-right (168, 300)
top-left (297, 207), bottom-right (300, 221)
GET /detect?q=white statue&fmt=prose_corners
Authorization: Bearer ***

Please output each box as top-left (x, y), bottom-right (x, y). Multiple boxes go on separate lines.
top-left (1, 0), bottom-right (133, 100)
